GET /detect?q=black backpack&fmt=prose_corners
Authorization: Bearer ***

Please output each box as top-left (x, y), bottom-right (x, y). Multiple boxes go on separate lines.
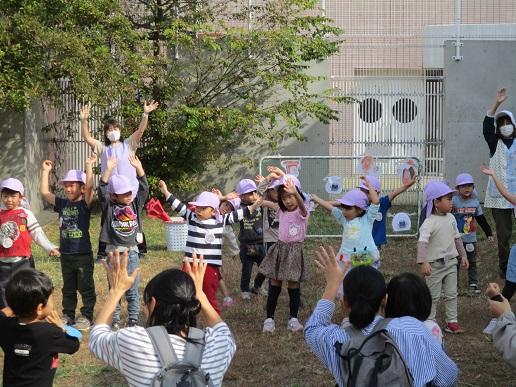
top-left (146, 326), bottom-right (214, 387)
top-left (335, 318), bottom-right (414, 387)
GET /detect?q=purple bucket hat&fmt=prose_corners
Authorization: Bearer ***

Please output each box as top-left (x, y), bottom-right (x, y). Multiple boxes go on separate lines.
top-left (60, 169), bottom-right (86, 184)
top-left (189, 191), bottom-right (220, 209)
top-left (0, 178), bottom-right (24, 195)
top-left (228, 197), bottom-right (241, 210)
top-left (236, 179), bottom-right (257, 195)
top-left (278, 174), bottom-right (302, 190)
top-left (423, 181), bottom-right (456, 218)
top-left (267, 178), bottom-right (282, 190)
top-left (336, 188), bottom-right (369, 210)
top-left (358, 175), bottom-right (381, 193)
top-left (455, 173), bottom-right (474, 187)
top-left (108, 175), bottom-right (132, 195)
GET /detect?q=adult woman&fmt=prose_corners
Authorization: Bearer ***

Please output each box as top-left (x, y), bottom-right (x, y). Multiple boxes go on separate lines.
top-left (88, 252), bottom-right (236, 387)
top-left (483, 88), bottom-right (515, 278)
top-left (304, 246), bottom-right (458, 387)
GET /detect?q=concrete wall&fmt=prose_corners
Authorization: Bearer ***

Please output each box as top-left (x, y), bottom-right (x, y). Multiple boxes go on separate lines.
top-left (444, 40), bottom-right (516, 200)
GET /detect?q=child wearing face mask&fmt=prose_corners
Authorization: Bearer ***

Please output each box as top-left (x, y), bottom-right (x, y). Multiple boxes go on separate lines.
top-left (80, 101), bottom-right (159, 261)
top-left (483, 88), bottom-right (516, 279)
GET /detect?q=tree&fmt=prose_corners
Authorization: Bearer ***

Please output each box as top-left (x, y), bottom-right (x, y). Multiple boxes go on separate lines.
top-left (0, 0), bottom-right (343, 194)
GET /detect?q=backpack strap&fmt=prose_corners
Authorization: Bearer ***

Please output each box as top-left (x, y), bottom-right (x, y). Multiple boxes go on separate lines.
top-left (146, 326), bottom-right (179, 367)
top-left (183, 327), bottom-right (206, 368)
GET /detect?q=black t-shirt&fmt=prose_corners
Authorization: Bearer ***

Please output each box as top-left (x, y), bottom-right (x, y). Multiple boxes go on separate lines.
top-left (0, 312), bottom-right (80, 387)
top-left (239, 206), bottom-right (264, 244)
top-left (54, 198), bottom-right (92, 254)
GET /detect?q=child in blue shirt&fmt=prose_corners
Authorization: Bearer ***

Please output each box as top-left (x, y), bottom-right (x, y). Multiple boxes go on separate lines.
top-left (452, 173), bottom-right (493, 294)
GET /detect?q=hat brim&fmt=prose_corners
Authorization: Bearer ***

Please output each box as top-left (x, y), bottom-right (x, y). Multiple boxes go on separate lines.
top-left (188, 201), bottom-right (215, 208)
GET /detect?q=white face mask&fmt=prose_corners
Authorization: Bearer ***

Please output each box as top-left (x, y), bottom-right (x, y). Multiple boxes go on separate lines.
top-left (106, 130), bottom-right (121, 142)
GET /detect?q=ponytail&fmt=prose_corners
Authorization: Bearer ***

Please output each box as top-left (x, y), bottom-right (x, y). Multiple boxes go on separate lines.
top-left (343, 266), bottom-right (386, 330)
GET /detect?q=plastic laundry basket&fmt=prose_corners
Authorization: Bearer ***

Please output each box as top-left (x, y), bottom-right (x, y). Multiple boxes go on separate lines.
top-left (165, 217), bottom-right (188, 252)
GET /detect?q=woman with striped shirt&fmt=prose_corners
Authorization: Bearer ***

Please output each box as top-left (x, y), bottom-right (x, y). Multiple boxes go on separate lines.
top-left (304, 246), bottom-right (458, 387)
top-left (88, 251), bottom-right (236, 387)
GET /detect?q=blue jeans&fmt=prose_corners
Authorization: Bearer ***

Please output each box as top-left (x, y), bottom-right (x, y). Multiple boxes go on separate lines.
top-left (112, 250), bottom-right (140, 323)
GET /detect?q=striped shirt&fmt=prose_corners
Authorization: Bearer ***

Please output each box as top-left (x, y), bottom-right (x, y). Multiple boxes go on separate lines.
top-left (88, 322), bottom-right (236, 387)
top-left (166, 194), bottom-right (250, 266)
top-left (304, 300), bottom-right (458, 387)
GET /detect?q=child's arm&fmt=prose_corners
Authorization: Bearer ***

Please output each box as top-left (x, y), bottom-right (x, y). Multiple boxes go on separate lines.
top-left (133, 100), bottom-right (159, 144)
top-left (129, 155), bottom-right (149, 211)
top-left (79, 104), bottom-right (98, 150)
top-left (25, 209), bottom-right (60, 257)
top-left (475, 212), bottom-right (494, 241)
top-left (158, 180), bottom-right (190, 219)
top-left (481, 166), bottom-right (516, 205)
top-left (488, 87), bottom-right (507, 116)
top-left (260, 199), bottom-right (280, 211)
top-left (100, 157), bottom-right (117, 184)
top-left (84, 153), bottom-right (97, 207)
top-left (311, 194), bottom-right (334, 212)
top-left (40, 160), bottom-right (56, 207)
top-left (46, 311), bottom-right (80, 354)
top-left (417, 220), bottom-right (433, 276)
top-left (361, 176), bottom-right (379, 205)
top-left (388, 176), bottom-right (417, 202)
top-left (211, 188), bottom-right (238, 201)
top-left (285, 178), bottom-right (307, 217)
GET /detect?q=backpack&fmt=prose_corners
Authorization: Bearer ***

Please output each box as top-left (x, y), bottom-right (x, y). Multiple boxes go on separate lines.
top-left (335, 318), bottom-right (414, 387)
top-left (146, 326), bottom-right (214, 387)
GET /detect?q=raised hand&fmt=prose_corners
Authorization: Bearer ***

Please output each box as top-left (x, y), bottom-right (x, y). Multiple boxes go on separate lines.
top-left (143, 100), bottom-right (159, 114)
top-left (86, 153), bottom-right (97, 166)
top-left (404, 175), bottom-right (417, 188)
top-left (496, 88), bottom-right (508, 104)
top-left (315, 245), bottom-right (350, 286)
top-left (104, 250), bottom-right (140, 296)
top-left (158, 180), bottom-right (169, 196)
top-left (183, 252), bottom-right (207, 299)
top-left (128, 154), bottom-right (142, 170)
top-left (255, 174), bottom-right (266, 183)
top-left (106, 156), bottom-right (118, 171)
top-left (284, 178), bottom-right (297, 194)
top-left (42, 160), bottom-right (53, 172)
top-left (79, 104), bottom-right (91, 120)
top-left (211, 188), bottom-right (223, 199)
top-left (480, 165), bottom-right (495, 176)
top-left (226, 191), bottom-right (238, 200)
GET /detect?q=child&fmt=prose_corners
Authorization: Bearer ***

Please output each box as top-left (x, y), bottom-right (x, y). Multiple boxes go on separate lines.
top-left (159, 181), bottom-right (261, 313)
top-left (256, 166), bottom-right (284, 253)
top-left (259, 176), bottom-right (309, 333)
top-left (236, 178), bottom-right (267, 299)
top-left (482, 87), bottom-right (515, 279)
top-left (0, 269), bottom-right (80, 386)
top-left (80, 101), bottom-right (158, 260)
top-left (0, 178), bottom-right (60, 308)
top-left (385, 272), bottom-right (443, 346)
top-left (356, 175), bottom-right (416, 248)
top-left (98, 155), bottom-right (149, 329)
top-left (40, 156), bottom-right (97, 330)
top-left (312, 178), bottom-right (380, 275)
top-left (452, 172), bottom-right (494, 294)
top-left (417, 181), bottom-right (469, 334)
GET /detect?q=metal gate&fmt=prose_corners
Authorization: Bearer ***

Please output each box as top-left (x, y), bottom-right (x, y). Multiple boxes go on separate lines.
top-left (260, 155), bottom-right (422, 238)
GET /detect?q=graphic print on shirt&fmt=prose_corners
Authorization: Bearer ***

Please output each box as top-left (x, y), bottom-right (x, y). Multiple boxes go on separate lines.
top-left (59, 206), bottom-right (82, 240)
top-left (344, 223), bottom-right (360, 240)
top-left (0, 211), bottom-right (27, 249)
top-left (111, 206), bottom-right (138, 237)
top-left (454, 207), bottom-right (477, 235)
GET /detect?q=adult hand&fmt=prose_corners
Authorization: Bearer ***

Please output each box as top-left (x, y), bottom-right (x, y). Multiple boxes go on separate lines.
top-left (480, 165), bottom-right (495, 176)
top-left (315, 245), bottom-right (350, 286)
top-left (42, 160), bottom-right (53, 172)
top-left (419, 262), bottom-right (432, 277)
top-left (488, 296), bottom-right (512, 319)
top-left (495, 88), bottom-right (508, 105)
top-left (143, 100), bottom-right (159, 114)
top-left (79, 104), bottom-right (91, 120)
top-left (183, 253), bottom-right (207, 299)
top-left (103, 250), bottom-right (140, 296)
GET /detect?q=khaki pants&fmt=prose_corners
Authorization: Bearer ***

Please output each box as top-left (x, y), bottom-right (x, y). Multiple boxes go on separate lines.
top-left (426, 257), bottom-right (458, 323)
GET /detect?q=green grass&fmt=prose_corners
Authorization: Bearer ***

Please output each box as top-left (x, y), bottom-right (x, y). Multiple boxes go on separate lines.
top-left (1, 208), bottom-right (515, 387)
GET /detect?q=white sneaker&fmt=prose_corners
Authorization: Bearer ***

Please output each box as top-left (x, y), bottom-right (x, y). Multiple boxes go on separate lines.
top-left (241, 292), bottom-right (252, 300)
top-left (287, 317), bottom-right (303, 332)
top-left (263, 318), bottom-right (275, 333)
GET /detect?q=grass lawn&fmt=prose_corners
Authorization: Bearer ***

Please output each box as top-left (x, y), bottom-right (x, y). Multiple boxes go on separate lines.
top-left (2, 207), bottom-right (515, 386)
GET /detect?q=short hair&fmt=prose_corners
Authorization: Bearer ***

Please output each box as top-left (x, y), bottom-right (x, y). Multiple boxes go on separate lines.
top-left (103, 118), bottom-right (123, 145)
top-left (277, 184), bottom-right (305, 212)
top-left (5, 269), bottom-right (54, 318)
top-left (385, 272), bottom-right (432, 321)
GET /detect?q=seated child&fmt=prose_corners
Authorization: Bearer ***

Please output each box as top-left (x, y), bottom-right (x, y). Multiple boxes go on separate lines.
top-left (0, 178), bottom-right (60, 308)
top-left (0, 269), bottom-right (80, 386)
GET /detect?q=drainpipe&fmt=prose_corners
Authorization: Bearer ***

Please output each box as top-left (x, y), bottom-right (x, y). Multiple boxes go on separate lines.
top-left (452, 0), bottom-right (463, 61)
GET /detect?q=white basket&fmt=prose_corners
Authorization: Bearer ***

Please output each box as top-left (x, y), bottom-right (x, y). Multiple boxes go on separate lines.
top-left (165, 218), bottom-right (188, 252)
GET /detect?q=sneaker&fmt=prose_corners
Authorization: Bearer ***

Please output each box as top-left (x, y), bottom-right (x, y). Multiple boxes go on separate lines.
top-left (251, 287), bottom-right (268, 297)
top-left (287, 317), bottom-right (304, 332)
top-left (61, 315), bottom-right (74, 326)
top-left (469, 284), bottom-right (481, 295)
top-left (73, 316), bottom-right (91, 331)
top-left (223, 296), bottom-right (234, 307)
top-left (111, 322), bottom-right (120, 331)
top-left (263, 318), bottom-right (275, 333)
top-left (127, 319), bottom-right (138, 327)
top-left (241, 292), bottom-right (252, 300)
top-left (444, 322), bottom-right (464, 334)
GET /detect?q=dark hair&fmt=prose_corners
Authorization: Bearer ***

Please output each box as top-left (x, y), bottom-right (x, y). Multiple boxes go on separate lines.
top-left (0, 188), bottom-right (21, 196)
top-left (340, 204), bottom-right (366, 217)
top-left (343, 266), bottom-right (386, 329)
top-left (385, 272), bottom-right (431, 321)
top-left (277, 184), bottom-right (305, 211)
top-left (495, 115), bottom-right (515, 137)
top-left (103, 118), bottom-right (123, 145)
top-left (5, 269), bottom-right (54, 318)
top-left (143, 269), bottom-right (201, 335)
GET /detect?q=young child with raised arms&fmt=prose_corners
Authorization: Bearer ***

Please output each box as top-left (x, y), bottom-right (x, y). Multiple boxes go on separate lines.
top-left (417, 181), bottom-right (468, 334)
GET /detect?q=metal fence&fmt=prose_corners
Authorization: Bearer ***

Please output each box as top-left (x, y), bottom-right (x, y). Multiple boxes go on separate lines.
top-left (259, 155), bottom-right (422, 238)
